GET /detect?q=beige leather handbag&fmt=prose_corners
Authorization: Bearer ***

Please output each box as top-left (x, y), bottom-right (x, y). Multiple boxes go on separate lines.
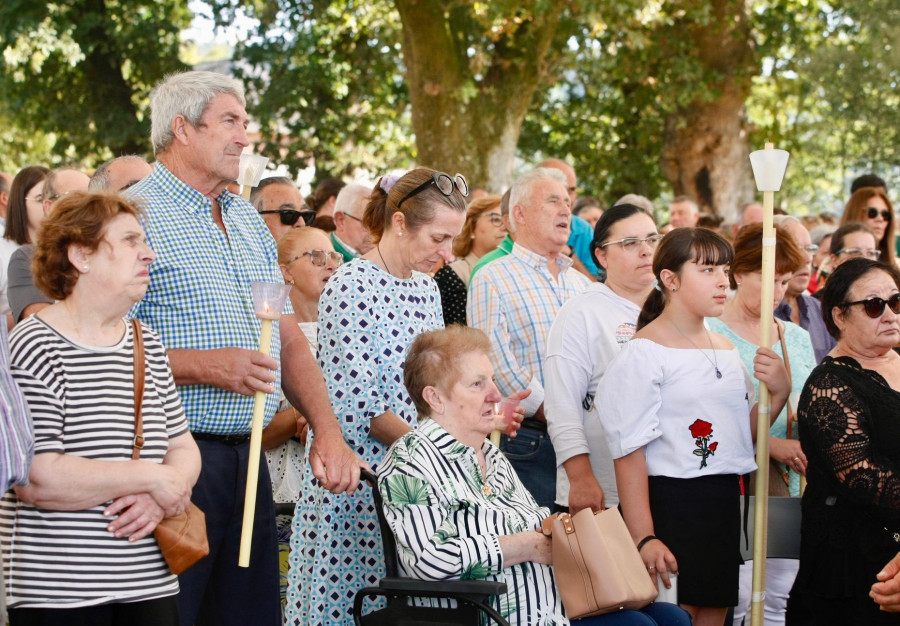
top-left (545, 507), bottom-right (658, 619)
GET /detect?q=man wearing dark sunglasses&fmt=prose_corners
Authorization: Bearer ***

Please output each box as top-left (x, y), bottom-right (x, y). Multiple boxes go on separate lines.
top-left (251, 176), bottom-right (316, 240)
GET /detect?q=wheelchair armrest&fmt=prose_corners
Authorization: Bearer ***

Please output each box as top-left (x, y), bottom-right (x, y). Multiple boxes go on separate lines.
top-left (379, 577), bottom-right (507, 598)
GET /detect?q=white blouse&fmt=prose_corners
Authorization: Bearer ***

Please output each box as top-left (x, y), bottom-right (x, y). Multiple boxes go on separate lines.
top-left (596, 338), bottom-right (757, 479)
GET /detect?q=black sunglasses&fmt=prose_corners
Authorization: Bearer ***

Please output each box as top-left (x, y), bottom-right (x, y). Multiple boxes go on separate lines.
top-left (259, 209), bottom-right (317, 227)
top-left (843, 293), bottom-right (900, 318)
top-left (866, 207), bottom-right (892, 221)
top-left (397, 172), bottom-right (468, 208)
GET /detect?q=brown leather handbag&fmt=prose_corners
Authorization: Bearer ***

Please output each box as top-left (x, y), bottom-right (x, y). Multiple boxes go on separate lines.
top-left (544, 507), bottom-right (658, 619)
top-left (131, 319), bottom-right (209, 575)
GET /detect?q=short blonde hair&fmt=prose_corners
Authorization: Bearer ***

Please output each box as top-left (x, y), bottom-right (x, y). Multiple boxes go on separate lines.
top-left (404, 326), bottom-right (492, 419)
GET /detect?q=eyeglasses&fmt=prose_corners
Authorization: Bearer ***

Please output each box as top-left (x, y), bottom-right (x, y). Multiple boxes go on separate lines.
top-left (341, 213), bottom-right (363, 223)
top-left (599, 234), bottom-right (664, 252)
top-left (259, 209), bottom-right (317, 227)
top-left (866, 207), bottom-right (892, 221)
top-left (287, 249), bottom-right (343, 267)
top-left (481, 212), bottom-right (504, 227)
top-left (45, 190), bottom-right (76, 203)
top-left (836, 248), bottom-right (880, 259)
top-left (801, 244), bottom-right (819, 254)
top-left (843, 293), bottom-right (900, 319)
top-left (397, 172), bottom-right (468, 208)
top-left (25, 194), bottom-right (43, 204)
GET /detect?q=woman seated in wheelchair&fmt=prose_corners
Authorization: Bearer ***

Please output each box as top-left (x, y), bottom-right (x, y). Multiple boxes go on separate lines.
top-left (377, 325), bottom-right (690, 626)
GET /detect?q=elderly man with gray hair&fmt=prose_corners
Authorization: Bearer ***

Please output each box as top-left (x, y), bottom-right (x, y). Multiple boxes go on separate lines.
top-left (126, 70), bottom-right (363, 626)
top-left (468, 167), bottom-right (590, 509)
top-left (331, 182), bottom-right (373, 262)
top-left (88, 155), bottom-right (152, 192)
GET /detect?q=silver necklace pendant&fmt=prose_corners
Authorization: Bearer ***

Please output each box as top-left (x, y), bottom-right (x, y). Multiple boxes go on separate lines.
top-left (716, 368), bottom-right (722, 379)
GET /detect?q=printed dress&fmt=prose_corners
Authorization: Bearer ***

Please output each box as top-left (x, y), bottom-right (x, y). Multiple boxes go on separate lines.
top-left (285, 259), bottom-right (443, 625)
top-left (377, 419), bottom-right (566, 625)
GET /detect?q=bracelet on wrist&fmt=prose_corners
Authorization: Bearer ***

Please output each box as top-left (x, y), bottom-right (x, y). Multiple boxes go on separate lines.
top-left (636, 535), bottom-right (659, 552)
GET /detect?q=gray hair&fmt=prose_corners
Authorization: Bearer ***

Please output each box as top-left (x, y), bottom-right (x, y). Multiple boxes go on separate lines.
top-left (670, 195), bottom-right (699, 214)
top-left (333, 183), bottom-right (372, 218)
top-left (508, 167), bottom-right (567, 232)
top-left (150, 71), bottom-right (246, 154)
top-left (773, 215), bottom-right (802, 229)
top-left (88, 155), bottom-right (149, 191)
top-left (43, 166), bottom-right (83, 202)
top-left (615, 193), bottom-right (655, 214)
top-left (250, 176), bottom-right (295, 212)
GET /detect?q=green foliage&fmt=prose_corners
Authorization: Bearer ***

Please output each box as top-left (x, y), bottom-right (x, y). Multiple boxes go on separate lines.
top-left (0, 0), bottom-right (190, 167)
top-left (204, 0), bottom-right (414, 180)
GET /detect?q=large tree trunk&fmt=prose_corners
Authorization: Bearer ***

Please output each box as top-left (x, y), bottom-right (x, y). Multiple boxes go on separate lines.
top-left (659, 0), bottom-right (758, 222)
top-left (394, 0), bottom-right (566, 191)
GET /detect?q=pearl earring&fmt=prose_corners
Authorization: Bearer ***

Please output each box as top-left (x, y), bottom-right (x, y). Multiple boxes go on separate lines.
top-left (398, 231), bottom-right (404, 237)
top-left (83, 265), bottom-right (89, 272)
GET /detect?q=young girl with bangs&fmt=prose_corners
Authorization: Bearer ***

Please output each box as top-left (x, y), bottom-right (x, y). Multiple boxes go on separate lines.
top-left (596, 228), bottom-right (790, 626)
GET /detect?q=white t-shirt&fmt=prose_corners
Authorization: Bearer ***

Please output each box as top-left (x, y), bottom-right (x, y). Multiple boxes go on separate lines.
top-left (544, 282), bottom-right (641, 507)
top-left (596, 338), bottom-right (757, 478)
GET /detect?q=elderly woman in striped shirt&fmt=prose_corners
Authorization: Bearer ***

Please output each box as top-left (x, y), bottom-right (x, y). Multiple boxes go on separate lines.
top-left (377, 326), bottom-right (690, 626)
top-left (0, 192), bottom-right (200, 625)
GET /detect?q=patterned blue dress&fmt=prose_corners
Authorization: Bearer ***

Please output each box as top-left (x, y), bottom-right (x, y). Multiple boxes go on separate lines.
top-left (285, 259), bottom-right (443, 625)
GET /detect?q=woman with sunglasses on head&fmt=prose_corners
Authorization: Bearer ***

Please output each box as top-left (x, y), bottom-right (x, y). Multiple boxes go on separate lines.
top-left (786, 258), bottom-right (900, 625)
top-left (596, 228), bottom-right (790, 626)
top-left (433, 194), bottom-right (505, 325)
top-left (260, 227), bottom-right (341, 611)
top-left (841, 187), bottom-right (896, 266)
top-left (545, 204), bottom-right (659, 516)
top-left (286, 168), bottom-right (479, 625)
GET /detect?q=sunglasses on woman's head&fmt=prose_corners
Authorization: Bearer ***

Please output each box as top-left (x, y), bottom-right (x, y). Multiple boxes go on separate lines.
top-left (843, 293), bottom-right (900, 318)
top-left (259, 209), bottom-right (317, 226)
top-left (397, 172), bottom-right (468, 208)
top-left (866, 207), bottom-right (892, 221)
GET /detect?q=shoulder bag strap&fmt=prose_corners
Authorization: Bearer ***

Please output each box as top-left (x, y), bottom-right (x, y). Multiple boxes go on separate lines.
top-left (777, 320), bottom-right (795, 440)
top-left (131, 318), bottom-right (145, 460)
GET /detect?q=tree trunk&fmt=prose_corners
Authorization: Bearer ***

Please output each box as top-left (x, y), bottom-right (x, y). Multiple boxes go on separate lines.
top-left (394, 0), bottom-right (565, 191)
top-left (659, 0), bottom-right (758, 222)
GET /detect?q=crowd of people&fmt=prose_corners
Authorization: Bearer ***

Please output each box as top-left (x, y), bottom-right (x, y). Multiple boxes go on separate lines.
top-left (0, 69), bottom-right (899, 626)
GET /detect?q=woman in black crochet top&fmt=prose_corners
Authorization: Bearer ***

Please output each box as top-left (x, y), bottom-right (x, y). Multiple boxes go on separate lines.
top-left (787, 258), bottom-right (900, 625)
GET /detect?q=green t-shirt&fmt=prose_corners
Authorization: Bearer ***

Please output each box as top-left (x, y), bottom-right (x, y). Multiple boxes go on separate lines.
top-left (468, 235), bottom-right (514, 287)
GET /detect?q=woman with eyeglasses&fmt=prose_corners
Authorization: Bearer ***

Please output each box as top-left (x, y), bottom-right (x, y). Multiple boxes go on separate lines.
top-left (545, 204), bottom-right (659, 516)
top-left (286, 168), bottom-right (472, 625)
top-left (433, 194), bottom-right (505, 325)
top-left (841, 187), bottom-right (896, 266)
top-left (786, 258), bottom-right (900, 625)
top-left (705, 223), bottom-right (815, 626)
top-left (826, 222), bottom-right (881, 277)
top-left (0, 166), bottom-right (50, 325)
top-left (260, 227), bottom-right (341, 611)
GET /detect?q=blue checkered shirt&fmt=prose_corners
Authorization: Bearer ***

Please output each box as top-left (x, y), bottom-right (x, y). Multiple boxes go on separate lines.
top-left (128, 163), bottom-right (288, 434)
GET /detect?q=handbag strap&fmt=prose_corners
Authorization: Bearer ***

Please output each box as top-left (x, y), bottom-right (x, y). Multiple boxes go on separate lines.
top-left (131, 318), bottom-right (145, 461)
top-left (776, 320), bottom-right (795, 440)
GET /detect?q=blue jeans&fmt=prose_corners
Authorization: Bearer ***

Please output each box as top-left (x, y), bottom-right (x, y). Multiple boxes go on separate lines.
top-left (575, 602), bottom-right (692, 625)
top-left (500, 420), bottom-right (556, 510)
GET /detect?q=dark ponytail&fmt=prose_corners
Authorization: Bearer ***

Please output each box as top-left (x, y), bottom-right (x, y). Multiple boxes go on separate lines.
top-left (636, 227), bottom-right (733, 330)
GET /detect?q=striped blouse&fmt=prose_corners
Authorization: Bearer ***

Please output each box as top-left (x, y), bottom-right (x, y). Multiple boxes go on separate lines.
top-left (0, 317), bottom-right (187, 608)
top-left (377, 419), bottom-right (568, 625)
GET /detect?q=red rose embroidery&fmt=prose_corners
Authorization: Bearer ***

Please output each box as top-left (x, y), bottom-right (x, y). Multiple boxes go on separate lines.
top-left (689, 419), bottom-right (713, 439)
top-left (689, 419), bottom-right (718, 469)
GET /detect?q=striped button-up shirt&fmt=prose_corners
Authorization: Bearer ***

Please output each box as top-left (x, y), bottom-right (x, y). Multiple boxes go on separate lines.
top-left (128, 163), bottom-right (289, 434)
top-left (467, 243), bottom-right (590, 415)
top-left (0, 323), bottom-right (32, 491)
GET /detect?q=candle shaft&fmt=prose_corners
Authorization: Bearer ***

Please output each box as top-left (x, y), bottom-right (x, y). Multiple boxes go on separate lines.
top-left (238, 317), bottom-right (274, 567)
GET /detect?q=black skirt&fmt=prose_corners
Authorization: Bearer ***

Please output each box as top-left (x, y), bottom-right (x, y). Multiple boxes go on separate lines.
top-left (648, 473), bottom-right (742, 607)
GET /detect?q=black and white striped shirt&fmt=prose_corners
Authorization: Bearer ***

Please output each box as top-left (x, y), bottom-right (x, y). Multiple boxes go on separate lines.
top-left (0, 317), bottom-right (187, 608)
